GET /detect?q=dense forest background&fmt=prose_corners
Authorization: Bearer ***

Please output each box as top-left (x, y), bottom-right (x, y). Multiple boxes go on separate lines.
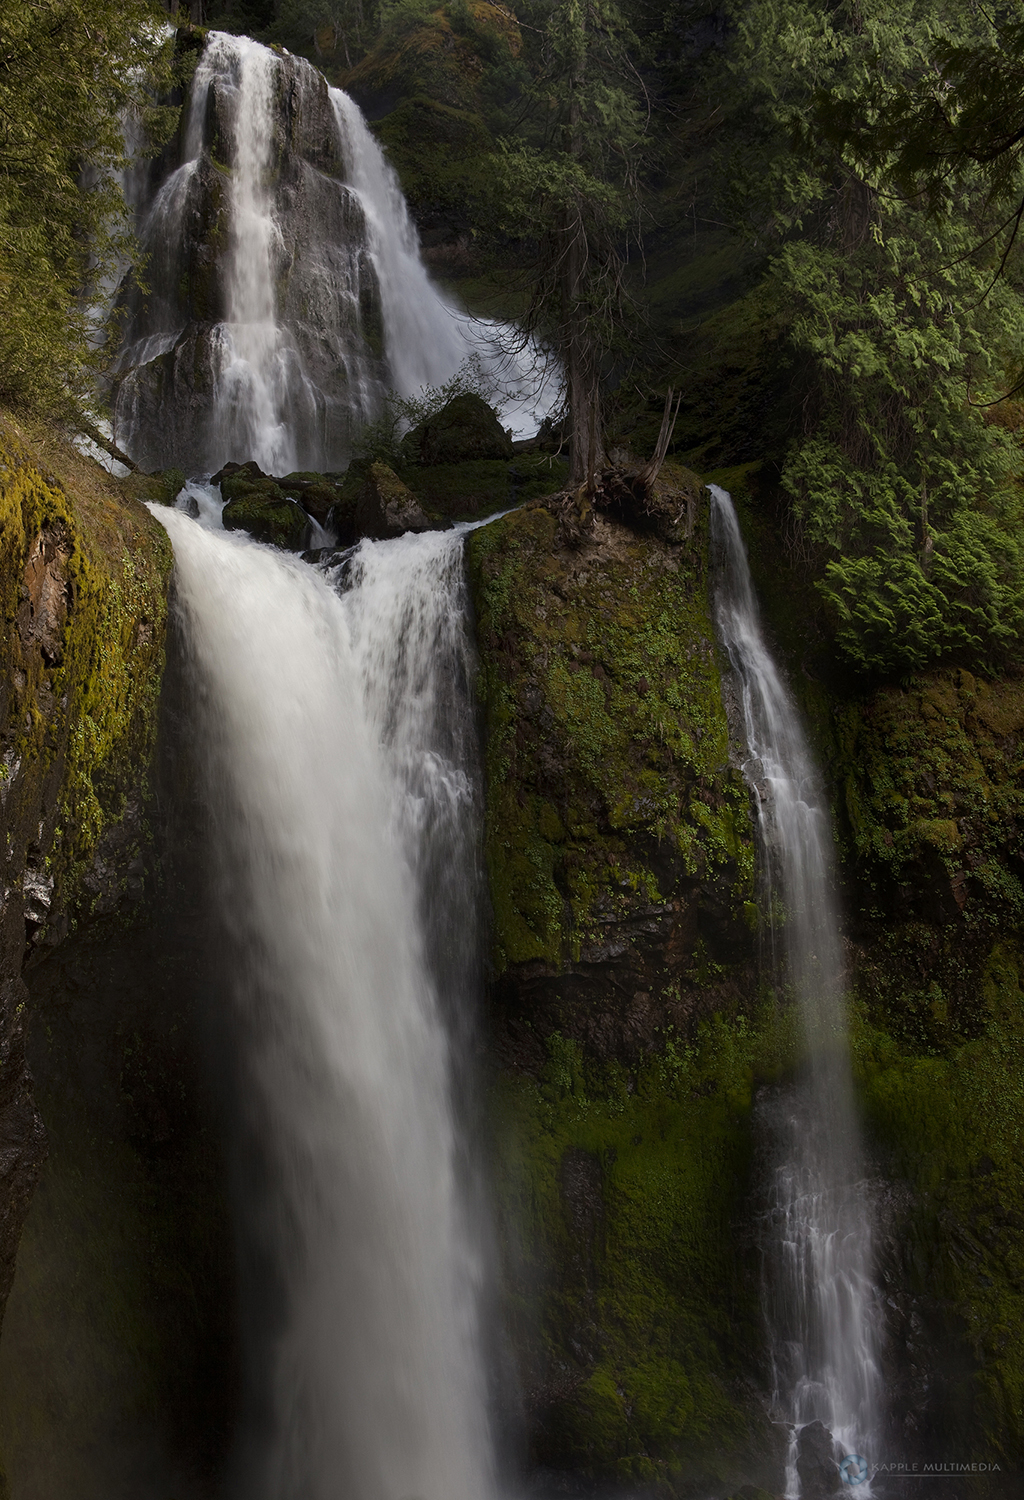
top-left (5, 0), bottom-right (1024, 677)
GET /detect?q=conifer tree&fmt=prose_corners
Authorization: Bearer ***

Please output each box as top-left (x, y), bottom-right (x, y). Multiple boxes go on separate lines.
top-left (489, 0), bottom-right (647, 493)
top-left (0, 0), bottom-right (174, 417)
top-left (719, 0), bottom-right (1024, 675)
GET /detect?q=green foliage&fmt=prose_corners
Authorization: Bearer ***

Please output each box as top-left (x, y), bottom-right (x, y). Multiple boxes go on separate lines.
top-left (812, 3), bottom-right (1024, 219)
top-left (0, 1), bottom-right (178, 418)
top-left (268, 0), bottom-right (381, 64)
top-left (720, 0), bottom-right (1024, 676)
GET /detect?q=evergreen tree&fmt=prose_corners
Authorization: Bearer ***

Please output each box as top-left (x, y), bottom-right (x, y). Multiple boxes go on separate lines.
top-left (0, 0), bottom-right (174, 417)
top-left (720, 0), bottom-right (1024, 675)
top-left (488, 0), bottom-right (648, 492)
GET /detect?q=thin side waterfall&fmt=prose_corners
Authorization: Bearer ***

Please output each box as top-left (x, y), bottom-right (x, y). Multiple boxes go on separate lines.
top-left (154, 505), bottom-right (494, 1500)
top-left (709, 486), bottom-right (883, 1496)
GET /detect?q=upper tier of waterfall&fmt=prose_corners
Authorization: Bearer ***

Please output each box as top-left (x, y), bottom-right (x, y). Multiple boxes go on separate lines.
top-left (113, 31), bottom-right (553, 475)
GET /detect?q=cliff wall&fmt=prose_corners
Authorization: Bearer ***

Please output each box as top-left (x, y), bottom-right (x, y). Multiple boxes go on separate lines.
top-left (0, 415), bottom-right (171, 1363)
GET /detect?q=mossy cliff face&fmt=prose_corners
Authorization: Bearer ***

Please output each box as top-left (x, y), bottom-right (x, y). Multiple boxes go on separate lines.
top-left (0, 415), bottom-right (171, 1339)
top-left (832, 674), bottom-right (1024, 1483)
top-left (467, 484), bottom-right (782, 1493)
top-left (466, 477), bottom-right (755, 1048)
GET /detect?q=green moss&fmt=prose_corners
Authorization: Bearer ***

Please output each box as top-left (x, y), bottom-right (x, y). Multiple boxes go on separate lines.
top-left (493, 1018), bottom-right (781, 1491)
top-left (850, 942), bottom-right (1024, 1471)
top-left (397, 452), bottom-right (568, 522)
top-left (221, 483), bottom-right (309, 550)
top-left (0, 415), bottom-right (172, 926)
top-left (466, 495), bottom-right (754, 976)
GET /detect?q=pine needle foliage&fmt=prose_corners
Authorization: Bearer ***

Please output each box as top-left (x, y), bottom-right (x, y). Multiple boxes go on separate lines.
top-left (0, 0), bottom-right (176, 419)
top-left (485, 0), bottom-right (649, 489)
top-left (723, 0), bottom-right (1024, 676)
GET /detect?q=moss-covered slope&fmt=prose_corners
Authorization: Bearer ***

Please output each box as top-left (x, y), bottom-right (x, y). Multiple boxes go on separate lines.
top-left (0, 414), bottom-right (172, 1346)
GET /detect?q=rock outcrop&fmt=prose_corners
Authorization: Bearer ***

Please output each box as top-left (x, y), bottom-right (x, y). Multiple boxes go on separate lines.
top-left (467, 468), bottom-right (781, 1494)
top-left (404, 392), bottom-right (514, 466)
top-left (0, 415), bottom-right (171, 1340)
top-left (355, 461), bottom-right (432, 538)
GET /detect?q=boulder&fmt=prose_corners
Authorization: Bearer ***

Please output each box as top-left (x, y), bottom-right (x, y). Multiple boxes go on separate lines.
top-left (355, 462), bottom-right (432, 538)
top-left (404, 392), bottom-right (513, 466)
top-left (221, 481), bottom-right (310, 550)
top-left (796, 1421), bottom-right (841, 1500)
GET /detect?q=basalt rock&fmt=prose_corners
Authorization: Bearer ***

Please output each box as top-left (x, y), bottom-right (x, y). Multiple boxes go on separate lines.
top-left (356, 462), bottom-right (432, 539)
top-left (796, 1421), bottom-right (841, 1500)
top-left (214, 465), bottom-right (359, 550)
top-left (404, 392), bottom-right (513, 467)
top-left (0, 415), bottom-right (172, 1340)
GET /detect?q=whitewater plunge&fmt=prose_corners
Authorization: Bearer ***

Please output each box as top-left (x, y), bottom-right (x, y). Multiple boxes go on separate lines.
top-left (158, 506), bottom-right (493, 1500)
top-left (710, 487), bottom-right (884, 1496)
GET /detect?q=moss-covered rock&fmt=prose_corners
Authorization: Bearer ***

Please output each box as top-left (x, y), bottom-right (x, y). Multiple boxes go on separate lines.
top-left (493, 1022), bottom-right (783, 1495)
top-left (404, 392), bottom-right (513, 466)
top-left (391, 449), bottom-right (569, 523)
top-left (468, 475), bottom-right (781, 1491)
top-left (0, 411), bottom-right (172, 1350)
top-left (221, 484), bottom-right (310, 550)
top-left (355, 461), bottom-right (432, 538)
top-left (467, 473), bottom-right (755, 1037)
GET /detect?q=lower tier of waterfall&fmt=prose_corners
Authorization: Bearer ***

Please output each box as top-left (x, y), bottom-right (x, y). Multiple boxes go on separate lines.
top-left (155, 506), bottom-right (495, 1500)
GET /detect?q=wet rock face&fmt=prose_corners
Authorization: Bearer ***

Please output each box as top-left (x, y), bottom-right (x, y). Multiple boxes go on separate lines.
top-left (112, 39), bottom-right (386, 475)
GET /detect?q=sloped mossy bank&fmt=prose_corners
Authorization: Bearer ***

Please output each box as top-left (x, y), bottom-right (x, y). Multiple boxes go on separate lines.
top-left (0, 416), bottom-right (171, 1325)
top-left (0, 419), bottom-right (237, 1494)
top-left (466, 480), bottom-right (786, 1494)
top-left (719, 464), bottom-right (1024, 1491)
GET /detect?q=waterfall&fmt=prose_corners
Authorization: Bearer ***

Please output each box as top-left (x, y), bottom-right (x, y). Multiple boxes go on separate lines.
top-left (154, 505), bottom-right (494, 1500)
top-left (709, 486), bottom-right (883, 1496)
top-left (329, 90), bottom-right (555, 436)
top-left (114, 31), bottom-right (554, 474)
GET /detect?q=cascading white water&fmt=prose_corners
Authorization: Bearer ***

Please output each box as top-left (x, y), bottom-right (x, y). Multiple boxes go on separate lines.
top-left (212, 36), bottom-right (306, 474)
top-left (154, 505), bottom-right (494, 1500)
top-left (709, 486), bottom-right (883, 1496)
top-left (114, 31), bottom-right (554, 472)
top-left (330, 91), bottom-right (556, 436)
